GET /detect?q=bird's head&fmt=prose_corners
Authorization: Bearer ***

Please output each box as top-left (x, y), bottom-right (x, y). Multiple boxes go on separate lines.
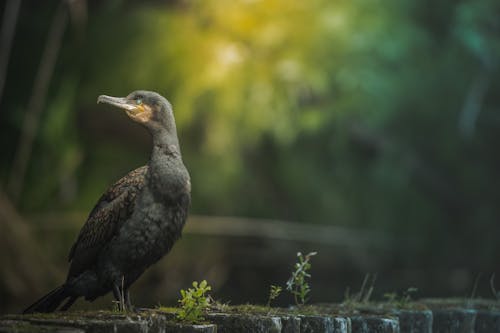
top-left (97, 90), bottom-right (175, 134)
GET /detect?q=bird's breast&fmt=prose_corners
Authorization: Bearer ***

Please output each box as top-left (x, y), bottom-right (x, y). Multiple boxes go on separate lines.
top-left (107, 197), bottom-right (188, 270)
top-left (148, 161), bottom-right (190, 201)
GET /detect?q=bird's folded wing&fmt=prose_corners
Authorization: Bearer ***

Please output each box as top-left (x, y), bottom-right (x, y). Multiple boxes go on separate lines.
top-left (67, 166), bottom-right (148, 279)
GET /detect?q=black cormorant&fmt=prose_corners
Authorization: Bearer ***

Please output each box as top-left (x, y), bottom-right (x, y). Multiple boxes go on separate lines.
top-left (24, 90), bottom-right (191, 313)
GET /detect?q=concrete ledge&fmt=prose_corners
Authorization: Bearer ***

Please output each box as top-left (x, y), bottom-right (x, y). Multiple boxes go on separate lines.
top-left (393, 309), bottom-right (433, 333)
top-left (431, 309), bottom-right (476, 333)
top-left (280, 315), bottom-right (301, 333)
top-left (0, 313), bottom-right (217, 333)
top-left (351, 315), bottom-right (400, 333)
top-left (207, 312), bottom-right (281, 333)
top-left (475, 310), bottom-right (500, 333)
top-left (2, 301), bottom-right (500, 333)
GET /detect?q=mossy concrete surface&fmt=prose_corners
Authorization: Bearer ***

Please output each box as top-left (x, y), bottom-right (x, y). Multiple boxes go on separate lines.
top-left (394, 310), bottom-right (432, 333)
top-left (1, 300), bottom-right (500, 333)
top-left (207, 313), bottom-right (281, 333)
top-left (475, 310), bottom-right (500, 333)
top-left (350, 316), bottom-right (399, 333)
top-left (0, 310), bottom-right (215, 333)
top-left (297, 315), bottom-right (350, 333)
top-left (280, 315), bottom-right (301, 333)
top-left (431, 309), bottom-right (476, 333)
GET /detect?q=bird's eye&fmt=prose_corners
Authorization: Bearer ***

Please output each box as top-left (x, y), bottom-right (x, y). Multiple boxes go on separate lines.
top-left (136, 98), bottom-right (142, 105)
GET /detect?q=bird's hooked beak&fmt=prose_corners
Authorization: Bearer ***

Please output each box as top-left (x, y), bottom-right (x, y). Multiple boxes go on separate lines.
top-left (98, 94), bottom-right (153, 124)
top-left (98, 95), bottom-right (136, 111)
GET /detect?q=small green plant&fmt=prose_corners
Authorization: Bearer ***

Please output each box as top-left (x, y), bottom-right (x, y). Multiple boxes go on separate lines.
top-left (286, 251), bottom-right (317, 306)
top-left (266, 285), bottom-right (282, 307)
top-left (177, 280), bottom-right (212, 322)
top-left (384, 287), bottom-right (418, 308)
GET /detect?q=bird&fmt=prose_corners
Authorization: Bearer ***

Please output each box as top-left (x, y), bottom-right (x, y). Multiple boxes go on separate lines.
top-left (23, 90), bottom-right (191, 313)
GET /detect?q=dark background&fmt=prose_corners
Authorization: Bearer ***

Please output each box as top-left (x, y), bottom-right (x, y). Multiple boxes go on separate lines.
top-left (1, 0), bottom-right (499, 313)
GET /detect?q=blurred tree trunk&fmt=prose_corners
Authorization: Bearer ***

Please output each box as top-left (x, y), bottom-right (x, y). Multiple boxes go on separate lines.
top-left (0, 0), bottom-right (22, 105)
top-left (0, 190), bottom-right (58, 313)
top-left (7, 0), bottom-right (68, 203)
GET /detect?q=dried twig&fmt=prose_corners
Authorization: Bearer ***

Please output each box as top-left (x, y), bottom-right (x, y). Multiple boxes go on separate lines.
top-left (490, 273), bottom-right (499, 301)
top-left (458, 68), bottom-right (490, 139)
top-left (469, 272), bottom-right (482, 302)
top-left (362, 273), bottom-right (377, 303)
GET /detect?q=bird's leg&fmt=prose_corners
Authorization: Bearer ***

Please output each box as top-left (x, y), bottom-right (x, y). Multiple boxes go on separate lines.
top-left (125, 289), bottom-right (137, 312)
top-left (112, 283), bottom-right (125, 312)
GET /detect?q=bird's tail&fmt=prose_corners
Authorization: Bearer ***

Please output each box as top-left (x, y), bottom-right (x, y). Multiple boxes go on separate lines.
top-left (23, 285), bottom-right (70, 314)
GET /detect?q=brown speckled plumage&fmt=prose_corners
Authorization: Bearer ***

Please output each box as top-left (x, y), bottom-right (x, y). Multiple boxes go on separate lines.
top-left (68, 165), bottom-right (148, 279)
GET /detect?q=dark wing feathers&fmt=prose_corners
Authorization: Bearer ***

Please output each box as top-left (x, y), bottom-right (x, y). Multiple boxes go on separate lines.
top-left (67, 166), bottom-right (148, 279)
top-left (86, 166), bottom-right (148, 217)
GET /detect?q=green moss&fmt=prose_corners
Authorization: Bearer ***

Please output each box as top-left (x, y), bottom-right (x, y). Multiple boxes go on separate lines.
top-left (0, 321), bottom-right (42, 333)
top-left (24, 312), bottom-right (64, 320)
top-left (208, 303), bottom-right (328, 317)
top-left (422, 298), bottom-right (500, 311)
top-left (288, 305), bottom-right (328, 316)
top-left (225, 304), bottom-right (273, 315)
top-left (156, 306), bottom-right (211, 325)
top-left (157, 306), bottom-right (178, 314)
top-left (156, 306), bottom-right (180, 320)
top-left (2, 309), bottom-right (215, 332)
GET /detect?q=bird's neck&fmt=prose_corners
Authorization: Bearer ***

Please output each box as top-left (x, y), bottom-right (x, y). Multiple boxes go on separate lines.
top-left (148, 128), bottom-right (189, 201)
top-left (151, 129), bottom-right (181, 157)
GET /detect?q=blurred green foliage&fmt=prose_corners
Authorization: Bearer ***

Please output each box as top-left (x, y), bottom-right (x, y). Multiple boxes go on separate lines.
top-left (1, 0), bottom-right (499, 269)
